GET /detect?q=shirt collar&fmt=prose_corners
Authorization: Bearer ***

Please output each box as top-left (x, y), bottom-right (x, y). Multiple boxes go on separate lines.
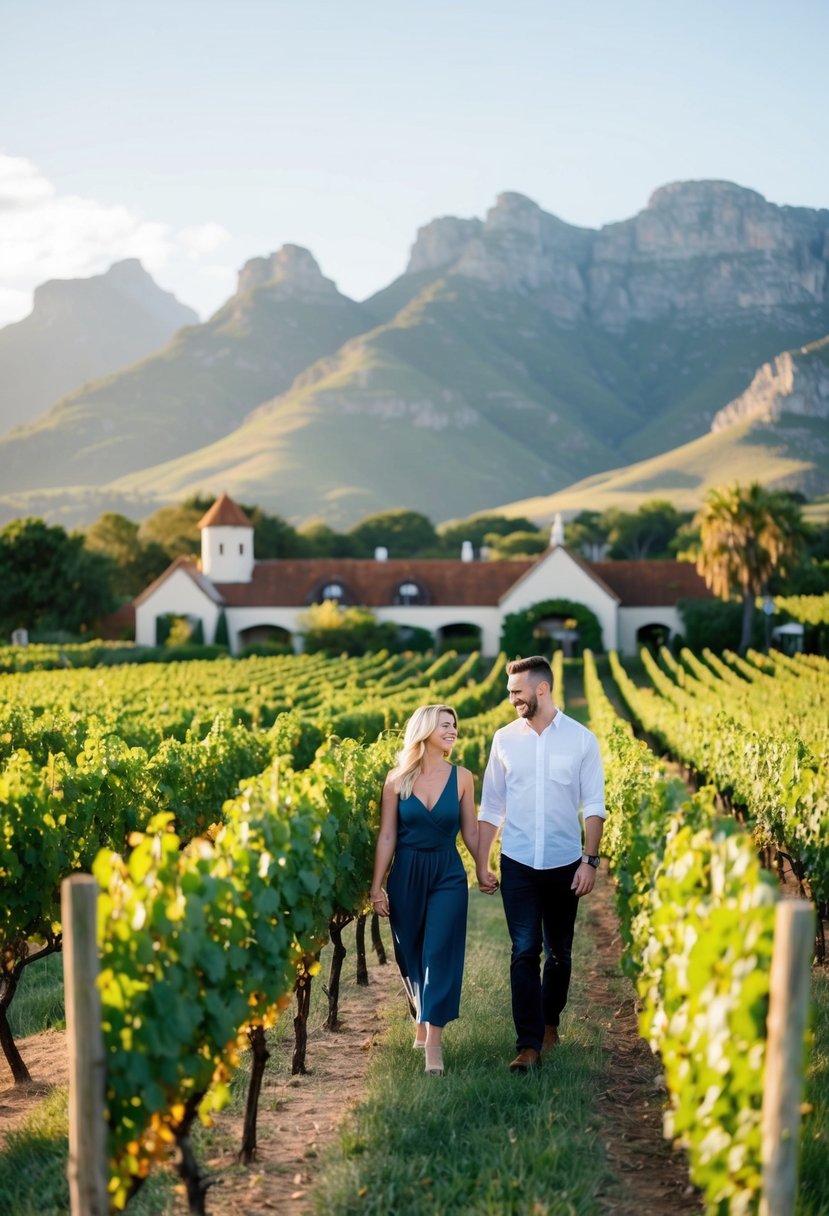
top-left (517, 707), bottom-right (563, 734)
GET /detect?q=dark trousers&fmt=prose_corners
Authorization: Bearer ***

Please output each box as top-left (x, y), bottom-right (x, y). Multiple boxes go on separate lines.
top-left (499, 853), bottom-right (581, 1052)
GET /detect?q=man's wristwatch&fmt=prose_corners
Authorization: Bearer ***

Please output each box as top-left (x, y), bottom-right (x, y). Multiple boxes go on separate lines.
top-left (583, 854), bottom-right (600, 869)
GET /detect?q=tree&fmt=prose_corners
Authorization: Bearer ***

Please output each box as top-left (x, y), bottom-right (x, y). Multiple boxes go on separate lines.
top-left (0, 518), bottom-right (115, 637)
top-left (84, 512), bottom-right (169, 598)
top-left (606, 500), bottom-right (690, 559)
top-left (348, 510), bottom-right (438, 558)
top-left (248, 509), bottom-right (306, 558)
top-left (298, 522), bottom-right (361, 558)
top-left (439, 514), bottom-right (540, 554)
top-left (299, 601), bottom-right (394, 656)
top-left (486, 531), bottom-right (548, 558)
top-left (138, 503), bottom-right (203, 559)
top-left (565, 511), bottom-right (609, 560)
top-left (691, 483), bottom-right (805, 653)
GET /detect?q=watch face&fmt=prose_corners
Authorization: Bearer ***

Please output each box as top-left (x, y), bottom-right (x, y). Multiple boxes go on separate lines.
top-left (587, 856), bottom-right (599, 868)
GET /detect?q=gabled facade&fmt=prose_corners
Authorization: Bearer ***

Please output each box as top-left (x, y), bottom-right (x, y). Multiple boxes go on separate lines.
top-left (133, 495), bottom-right (712, 656)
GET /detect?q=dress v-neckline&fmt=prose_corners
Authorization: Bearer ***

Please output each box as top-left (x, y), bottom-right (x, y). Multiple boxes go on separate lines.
top-left (411, 766), bottom-right (455, 813)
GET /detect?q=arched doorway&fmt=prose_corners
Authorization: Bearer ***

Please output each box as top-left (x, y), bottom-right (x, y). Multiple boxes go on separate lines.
top-left (635, 622), bottom-right (672, 655)
top-left (237, 624), bottom-right (296, 654)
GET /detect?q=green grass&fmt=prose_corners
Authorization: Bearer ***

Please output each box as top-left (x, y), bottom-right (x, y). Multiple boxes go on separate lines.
top-left (310, 893), bottom-right (612, 1215)
top-left (8, 952), bottom-right (65, 1039)
top-left (0, 1087), bottom-right (174, 1215)
top-left (798, 968), bottom-right (829, 1216)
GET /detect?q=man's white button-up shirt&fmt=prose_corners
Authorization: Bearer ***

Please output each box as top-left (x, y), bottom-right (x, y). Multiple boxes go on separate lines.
top-left (478, 710), bottom-right (606, 870)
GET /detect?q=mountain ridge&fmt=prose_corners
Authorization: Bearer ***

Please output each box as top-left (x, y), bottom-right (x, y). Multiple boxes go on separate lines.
top-left (1, 179), bottom-right (828, 529)
top-left (0, 260), bottom-right (198, 435)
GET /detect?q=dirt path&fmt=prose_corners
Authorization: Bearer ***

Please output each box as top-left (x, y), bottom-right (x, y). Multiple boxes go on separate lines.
top-left (0, 1028), bottom-right (69, 1144)
top-left (191, 955), bottom-right (401, 1215)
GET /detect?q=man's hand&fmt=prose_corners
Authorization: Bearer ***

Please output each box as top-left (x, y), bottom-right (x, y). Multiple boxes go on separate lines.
top-left (571, 862), bottom-right (597, 897)
top-left (476, 867), bottom-right (500, 895)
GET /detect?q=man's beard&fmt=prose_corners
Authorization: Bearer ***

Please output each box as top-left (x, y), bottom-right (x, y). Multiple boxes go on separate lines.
top-left (516, 692), bottom-right (539, 719)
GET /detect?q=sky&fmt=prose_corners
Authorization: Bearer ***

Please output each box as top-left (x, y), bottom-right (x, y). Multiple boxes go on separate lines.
top-left (2, 0), bottom-right (827, 326)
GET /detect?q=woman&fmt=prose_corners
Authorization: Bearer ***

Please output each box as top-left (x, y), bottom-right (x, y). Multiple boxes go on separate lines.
top-left (370, 704), bottom-right (484, 1075)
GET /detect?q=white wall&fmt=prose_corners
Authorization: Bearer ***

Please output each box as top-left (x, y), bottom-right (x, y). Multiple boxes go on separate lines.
top-left (375, 606), bottom-right (502, 656)
top-left (201, 525), bottom-right (255, 583)
top-left (500, 549), bottom-right (619, 652)
top-left (224, 605), bottom-right (504, 657)
top-left (135, 571), bottom-right (221, 646)
top-left (617, 607), bottom-right (682, 656)
top-left (226, 607), bottom-right (304, 654)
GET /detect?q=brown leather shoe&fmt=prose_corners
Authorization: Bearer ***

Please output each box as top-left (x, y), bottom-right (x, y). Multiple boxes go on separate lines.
top-left (509, 1047), bottom-right (541, 1073)
top-left (542, 1025), bottom-right (560, 1052)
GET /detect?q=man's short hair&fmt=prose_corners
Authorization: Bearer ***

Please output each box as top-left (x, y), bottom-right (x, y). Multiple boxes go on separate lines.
top-left (505, 655), bottom-right (554, 686)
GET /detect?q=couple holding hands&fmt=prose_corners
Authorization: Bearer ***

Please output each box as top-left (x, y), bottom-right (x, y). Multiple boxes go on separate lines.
top-left (370, 654), bottom-right (606, 1076)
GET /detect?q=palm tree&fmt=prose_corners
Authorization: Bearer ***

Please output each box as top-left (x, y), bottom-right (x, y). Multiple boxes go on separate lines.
top-left (693, 484), bottom-right (805, 653)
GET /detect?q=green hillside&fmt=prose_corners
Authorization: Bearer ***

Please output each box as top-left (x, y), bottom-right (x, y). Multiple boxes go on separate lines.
top-left (493, 411), bottom-right (829, 523)
top-left (0, 251), bottom-right (373, 492)
top-left (105, 273), bottom-right (829, 527)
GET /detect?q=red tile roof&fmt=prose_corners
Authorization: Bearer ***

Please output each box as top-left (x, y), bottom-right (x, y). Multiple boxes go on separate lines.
top-left (591, 561), bottom-right (713, 605)
top-left (215, 558), bottom-right (531, 608)
top-left (135, 550), bottom-right (714, 612)
top-left (214, 555), bottom-right (713, 609)
top-left (198, 493), bottom-right (253, 529)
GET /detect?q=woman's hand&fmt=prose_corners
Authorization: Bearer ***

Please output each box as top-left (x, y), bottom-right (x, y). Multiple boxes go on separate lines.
top-left (370, 890), bottom-right (390, 917)
top-left (476, 867), bottom-right (499, 895)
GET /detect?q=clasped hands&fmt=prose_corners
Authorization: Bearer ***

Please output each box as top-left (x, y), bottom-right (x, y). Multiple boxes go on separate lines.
top-left (476, 867), bottom-right (499, 895)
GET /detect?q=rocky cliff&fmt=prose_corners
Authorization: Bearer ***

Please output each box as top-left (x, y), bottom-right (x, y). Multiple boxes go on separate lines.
top-left (236, 244), bottom-right (342, 301)
top-left (404, 180), bottom-right (829, 331)
top-left (711, 336), bottom-right (829, 431)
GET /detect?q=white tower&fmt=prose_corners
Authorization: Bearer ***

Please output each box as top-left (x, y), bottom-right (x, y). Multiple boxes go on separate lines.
top-left (198, 494), bottom-right (255, 583)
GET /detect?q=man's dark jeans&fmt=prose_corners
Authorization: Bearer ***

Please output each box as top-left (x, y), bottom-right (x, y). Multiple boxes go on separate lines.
top-left (499, 853), bottom-right (581, 1052)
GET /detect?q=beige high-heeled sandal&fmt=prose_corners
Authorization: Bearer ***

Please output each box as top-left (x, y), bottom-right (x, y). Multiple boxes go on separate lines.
top-left (424, 1048), bottom-right (444, 1075)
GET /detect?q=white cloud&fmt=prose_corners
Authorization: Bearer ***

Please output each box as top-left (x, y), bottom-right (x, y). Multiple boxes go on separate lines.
top-left (0, 154), bottom-right (232, 325)
top-left (177, 222), bottom-right (231, 259)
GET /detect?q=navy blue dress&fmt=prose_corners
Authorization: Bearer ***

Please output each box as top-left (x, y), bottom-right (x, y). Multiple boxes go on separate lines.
top-left (387, 765), bottom-right (468, 1026)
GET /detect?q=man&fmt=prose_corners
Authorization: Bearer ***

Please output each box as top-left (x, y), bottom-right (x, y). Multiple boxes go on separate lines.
top-left (477, 655), bottom-right (605, 1073)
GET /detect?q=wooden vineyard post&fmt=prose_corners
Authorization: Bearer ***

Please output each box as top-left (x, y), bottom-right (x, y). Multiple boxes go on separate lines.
top-left (760, 899), bottom-right (814, 1216)
top-left (62, 874), bottom-right (108, 1216)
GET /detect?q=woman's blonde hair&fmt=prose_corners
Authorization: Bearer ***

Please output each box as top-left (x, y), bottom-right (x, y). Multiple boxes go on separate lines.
top-left (390, 704), bottom-right (457, 800)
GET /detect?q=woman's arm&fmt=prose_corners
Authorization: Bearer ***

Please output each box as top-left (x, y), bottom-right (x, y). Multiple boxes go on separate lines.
top-left (369, 776), bottom-right (398, 917)
top-left (457, 767), bottom-right (479, 857)
top-left (459, 767), bottom-right (498, 892)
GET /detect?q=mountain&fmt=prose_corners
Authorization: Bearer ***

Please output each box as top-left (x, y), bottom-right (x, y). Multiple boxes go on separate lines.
top-left (491, 335), bottom-right (829, 522)
top-left (0, 247), bottom-right (374, 491)
top-left (0, 260), bottom-right (197, 435)
top-left (1, 181), bottom-right (828, 528)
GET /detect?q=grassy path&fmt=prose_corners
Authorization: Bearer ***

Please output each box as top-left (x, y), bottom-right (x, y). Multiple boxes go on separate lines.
top-left (310, 887), bottom-right (701, 1216)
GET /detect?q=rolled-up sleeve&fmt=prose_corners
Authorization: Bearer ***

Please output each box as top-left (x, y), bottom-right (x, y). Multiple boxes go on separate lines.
top-left (579, 732), bottom-right (606, 819)
top-left (478, 737), bottom-right (507, 826)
